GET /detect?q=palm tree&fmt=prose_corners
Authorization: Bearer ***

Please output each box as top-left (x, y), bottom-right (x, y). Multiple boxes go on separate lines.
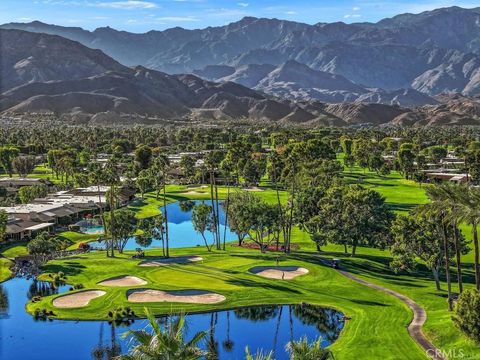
top-left (102, 158), bottom-right (121, 257)
top-left (457, 186), bottom-right (480, 291)
top-left (430, 184), bottom-right (465, 293)
top-left (418, 188), bottom-right (454, 310)
top-left (245, 347), bottom-right (274, 360)
top-left (150, 155), bottom-right (171, 258)
top-left (117, 309), bottom-right (207, 360)
top-left (285, 336), bottom-right (333, 360)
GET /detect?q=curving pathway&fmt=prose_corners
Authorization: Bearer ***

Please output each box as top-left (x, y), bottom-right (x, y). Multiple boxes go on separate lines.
top-left (319, 257), bottom-right (446, 360)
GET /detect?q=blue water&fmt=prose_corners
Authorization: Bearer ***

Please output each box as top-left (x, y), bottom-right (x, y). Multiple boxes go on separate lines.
top-left (81, 225), bottom-right (104, 235)
top-left (0, 200), bottom-right (344, 359)
top-left (0, 278), bottom-right (343, 360)
top-left (88, 200), bottom-right (237, 250)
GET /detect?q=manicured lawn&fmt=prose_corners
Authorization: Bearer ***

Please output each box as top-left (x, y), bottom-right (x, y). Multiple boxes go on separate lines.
top-left (0, 241), bottom-right (29, 259)
top-left (30, 246), bottom-right (425, 360)
top-left (0, 257), bottom-right (13, 282)
top-left (58, 231), bottom-right (101, 250)
top-left (6, 166), bottom-right (480, 358)
top-left (0, 164), bottom-right (63, 184)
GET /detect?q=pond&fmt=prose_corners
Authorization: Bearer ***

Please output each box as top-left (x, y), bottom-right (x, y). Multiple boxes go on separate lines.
top-left (88, 200), bottom-right (237, 250)
top-left (0, 278), bottom-right (344, 360)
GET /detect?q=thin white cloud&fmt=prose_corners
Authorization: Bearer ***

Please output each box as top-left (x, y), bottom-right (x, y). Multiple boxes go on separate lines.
top-left (284, 10), bottom-right (298, 15)
top-left (237, 2), bottom-right (249, 7)
top-left (344, 13), bottom-right (362, 18)
top-left (94, 1), bottom-right (158, 10)
top-left (352, 6), bottom-right (361, 11)
top-left (156, 16), bottom-right (199, 22)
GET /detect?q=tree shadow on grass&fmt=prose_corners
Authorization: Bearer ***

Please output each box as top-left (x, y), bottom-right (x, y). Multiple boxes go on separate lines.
top-left (350, 299), bottom-right (390, 307)
top-left (225, 278), bottom-right (302, 294)
top-left (41, 261), bottom-right (86, 276)
top-left (388, 203), bottom-right (418, 212)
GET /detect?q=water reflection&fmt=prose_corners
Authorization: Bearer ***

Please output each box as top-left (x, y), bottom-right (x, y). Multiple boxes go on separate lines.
top-left (27, 280), bottom-right (63, 299)
top-left (234, 305), bottom-right (279, 322)
top-left (0, 285), bottom-right (8, 317)
top-left (0, 277), bottom-right (344, 360)
top-left (91, 323), bottom-right (121, 360)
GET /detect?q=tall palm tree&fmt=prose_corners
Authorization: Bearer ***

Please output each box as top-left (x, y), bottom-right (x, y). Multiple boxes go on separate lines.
top-left (431, 184), bottom-right (465, 293)
top-left (458, 186), bottom-right (480, 291)
top-left (285, 336), bottom-right (333, 360)
top-left (419, 188), bottom-right (454, 310)
top-left (103, 158), bottom-right (121, 258)
top-left (150, 155), bottom-right (171, 258)
top-left (117, 309), bottom-right (207, 360)
top-left (245, 347), bottom-right (274, 360)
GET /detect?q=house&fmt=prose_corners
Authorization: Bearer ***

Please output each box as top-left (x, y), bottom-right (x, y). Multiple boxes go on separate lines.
top-left (424, 172), bottom-right (469, 183)
top-left (0, 178), bottom-right (53, 196)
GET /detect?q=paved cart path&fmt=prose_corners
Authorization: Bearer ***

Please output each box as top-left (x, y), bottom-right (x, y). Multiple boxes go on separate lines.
top-left (319, 257), bottom-right (446, 360)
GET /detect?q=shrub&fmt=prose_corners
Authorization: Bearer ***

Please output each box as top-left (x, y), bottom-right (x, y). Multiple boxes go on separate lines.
top-left (453, 289), bottom-right (480, 342)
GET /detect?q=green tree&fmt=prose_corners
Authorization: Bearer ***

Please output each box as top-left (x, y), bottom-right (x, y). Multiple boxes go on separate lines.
top-left (134, 145), bottom-right (152, 170)
top-left (0, 210), bottom-right (7, 242)
top-left (391, 213), bottom-right (465, 291)
top-left (0, 146), bottom-right (19, 177)
top-left (13, 155), bottom-right (37, 177)
top-left (192, 203), bottom-right (215, 251)
top-left (18, 185), bottom-right (48, 204)
top-left (321, 185), bottom-right (394, 256)
top-left (27, 232), bottom-right (62, 261)
top-left (137, 214), bottom-right (165, 255)
top-left (452, 289), bottom-right (480, 342)
top-left (457, 186), bottom-right (480, 291)
top-left (149, 154), bottom-right (171, 257)
top-left (136, 170), bottom-right (151, 198)
top-left (397, 148), bottom-right (416, 179)
top-left (104, 209), bottom-right (137, 254)
top-left (427, 145), bottom-right (447, 164)
top-left (180, 155), bottom-right (196, 182)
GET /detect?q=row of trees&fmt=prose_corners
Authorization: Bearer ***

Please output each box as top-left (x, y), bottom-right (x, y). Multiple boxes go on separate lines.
top-left (391, 184), bottom-right (480, 311)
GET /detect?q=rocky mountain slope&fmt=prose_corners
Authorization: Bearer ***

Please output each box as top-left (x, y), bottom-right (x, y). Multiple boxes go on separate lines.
top-left (3, 6), bottom-right (480, 96)
top-left (193, 61), bottom-right (438, 106)
top-left (2, 28), bottom-right (480, 127)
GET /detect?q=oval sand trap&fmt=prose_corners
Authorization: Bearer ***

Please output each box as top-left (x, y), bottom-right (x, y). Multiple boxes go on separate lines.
top-left (139, 255), bottom-right (203, 267)
top-left (98, 275), bottom-right (147, 287)
top-left (127, 289), bottom-right (225, 304)
top-left (244, 187), bottom-right (264, 192)
top-left (53, 290), bottom-right (106, 308)
top-left (249, 266), bottom-right (309, 280)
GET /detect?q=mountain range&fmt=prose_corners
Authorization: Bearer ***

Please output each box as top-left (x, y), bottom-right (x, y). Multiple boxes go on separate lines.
top-left (2, 6), bottom-right (480, 126)
top-left (3, 6), bottom-right (480, 97)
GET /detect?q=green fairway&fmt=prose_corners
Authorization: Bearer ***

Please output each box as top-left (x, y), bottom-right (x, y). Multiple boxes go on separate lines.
top-left (30, 245), bottom-right (426, 360)
top-left (10, 170), bottom-right (480, 359)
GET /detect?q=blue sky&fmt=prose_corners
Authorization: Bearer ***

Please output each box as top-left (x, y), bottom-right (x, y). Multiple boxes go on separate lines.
top-left (0, 0), bottom-right (478, 32)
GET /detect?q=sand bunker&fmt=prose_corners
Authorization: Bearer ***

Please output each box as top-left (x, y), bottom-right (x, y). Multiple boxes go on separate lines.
top-left (244, 187), bottom-right (264, 192)
top-left (53, 290), bottom-right (106, 308)
top-left (249, 266), bottom-right (309, 280)
top-left (139, 255), bottom-right (203, 267)
top-left (127, 289), bottom-right (226, 304)
top-left (182, 191), bottom-right (202, 194)
top-left (98, 275), bottom-right (147, 287)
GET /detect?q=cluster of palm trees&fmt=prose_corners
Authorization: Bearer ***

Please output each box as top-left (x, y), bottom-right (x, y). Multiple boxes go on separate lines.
top-left (116, 309), bottom-right (333, 360)
top-left (420, 184), bottom-right (480, 310)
